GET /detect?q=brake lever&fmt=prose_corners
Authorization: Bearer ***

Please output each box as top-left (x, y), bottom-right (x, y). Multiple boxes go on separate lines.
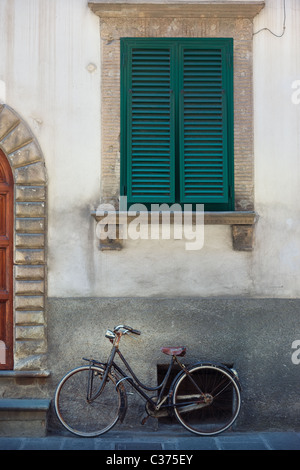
top-left (126, 332), bottom-right (139, 340)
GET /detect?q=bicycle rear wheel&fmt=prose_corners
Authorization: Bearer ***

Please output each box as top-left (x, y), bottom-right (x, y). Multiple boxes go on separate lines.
top-left (54, 365), bottom-right (122, 437)
top-left (172, 364), bottom-right (241, 436)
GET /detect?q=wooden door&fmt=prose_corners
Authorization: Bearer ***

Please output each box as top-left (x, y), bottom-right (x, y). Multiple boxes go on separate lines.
top-left (0, 149), bottom-right (13, 369)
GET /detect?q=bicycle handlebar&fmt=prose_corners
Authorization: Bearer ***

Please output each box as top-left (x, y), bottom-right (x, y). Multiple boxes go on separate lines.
top-left (105, 325), bottom-right (141, 342)
top-left (114, 324), bottom-right (141, 336)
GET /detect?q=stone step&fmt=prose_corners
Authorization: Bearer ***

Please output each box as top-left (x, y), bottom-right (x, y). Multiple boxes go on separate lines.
top-left (0, 398), bottom-right (51, 437)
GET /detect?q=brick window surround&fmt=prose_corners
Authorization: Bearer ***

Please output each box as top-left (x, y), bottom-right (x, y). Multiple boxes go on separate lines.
top-left (89, 1), bottom-right (264, 250)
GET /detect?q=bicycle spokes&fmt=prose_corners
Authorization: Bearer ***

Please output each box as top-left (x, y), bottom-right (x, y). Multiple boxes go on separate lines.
top-left (172, 365), bottom-right (241, 435)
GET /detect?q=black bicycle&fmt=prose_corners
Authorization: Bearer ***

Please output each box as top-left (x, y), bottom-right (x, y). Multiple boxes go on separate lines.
top-left (54, 324), bottom-right (241, 437)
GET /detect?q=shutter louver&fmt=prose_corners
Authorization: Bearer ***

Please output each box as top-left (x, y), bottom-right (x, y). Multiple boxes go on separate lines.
top-left (128, 47), bottom-right (175, 203)
top-left (180, 47), bottom-right (228, 203)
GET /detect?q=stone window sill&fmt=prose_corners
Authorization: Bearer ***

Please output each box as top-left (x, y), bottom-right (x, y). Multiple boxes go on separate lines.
top-left (91, 210), bottom-right (258, 251)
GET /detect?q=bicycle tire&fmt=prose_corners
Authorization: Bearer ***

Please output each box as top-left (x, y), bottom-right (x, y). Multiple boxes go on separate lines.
top-left (172, 364), bottom-right (241, 436)
top-left (54, 365), bottom-right (122, 437)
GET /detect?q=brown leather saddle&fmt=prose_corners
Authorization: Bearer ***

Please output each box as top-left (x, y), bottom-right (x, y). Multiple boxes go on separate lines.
top-left (161, 346), bottom-right (186, 357)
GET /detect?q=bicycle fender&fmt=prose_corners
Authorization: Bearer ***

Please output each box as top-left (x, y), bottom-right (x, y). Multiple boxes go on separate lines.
top-left (168, 361), bottom-right (241, 397)
top-left (186, 361), bottom-right (242, 390)
top-left (116, 380), bottom-right (128, 423)
top-left (105, 369), bottom-right (128, 424)
top-left (82, 359), bottom-right (128, 423)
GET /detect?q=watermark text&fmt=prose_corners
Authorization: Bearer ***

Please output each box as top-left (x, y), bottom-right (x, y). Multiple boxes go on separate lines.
top-left (96, 198), bottom-right (204, 251)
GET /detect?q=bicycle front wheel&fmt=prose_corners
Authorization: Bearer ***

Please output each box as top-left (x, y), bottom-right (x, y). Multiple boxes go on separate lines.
top-left (54, 365), bottom-right (122, 437)
top-left (172, 364), bottom-right (241, 436)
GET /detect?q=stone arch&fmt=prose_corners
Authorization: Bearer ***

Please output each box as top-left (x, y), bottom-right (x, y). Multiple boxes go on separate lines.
top-left (0, 104), bottom-right (47, 371)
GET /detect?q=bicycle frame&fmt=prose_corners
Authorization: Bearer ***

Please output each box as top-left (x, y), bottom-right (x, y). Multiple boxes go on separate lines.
top-left (84, 345), bottom-right (182, 413)
top-left (83, 329), bottom-right (217, 418)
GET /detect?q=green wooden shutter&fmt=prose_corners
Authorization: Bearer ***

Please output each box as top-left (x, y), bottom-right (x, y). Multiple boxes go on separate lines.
top-left (125, 43), bottom-right (176, 204)
top-left (121, 39), bottom-right (233, 209)
top-left (179, 44), bottom-right (230, 203)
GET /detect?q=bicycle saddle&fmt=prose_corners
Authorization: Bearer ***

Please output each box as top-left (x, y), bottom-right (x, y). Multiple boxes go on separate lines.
top-left (161, 347), bottom-right (186, 357)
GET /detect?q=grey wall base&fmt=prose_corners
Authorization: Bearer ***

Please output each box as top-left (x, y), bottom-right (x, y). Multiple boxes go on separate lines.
top-left (45, 297), bottom-right (300, 433)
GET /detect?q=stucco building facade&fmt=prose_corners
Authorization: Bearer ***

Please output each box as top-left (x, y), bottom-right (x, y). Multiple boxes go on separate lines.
top-left (0, 0), bottom-right (299, 435)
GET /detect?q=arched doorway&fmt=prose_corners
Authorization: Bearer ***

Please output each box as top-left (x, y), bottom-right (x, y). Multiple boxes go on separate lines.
top-left (0, 104), bottom-right (47, 372)
top-left (0, 148), bottom-right (13, 369)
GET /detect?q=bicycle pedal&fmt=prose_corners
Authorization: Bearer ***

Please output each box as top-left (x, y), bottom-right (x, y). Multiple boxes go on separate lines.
top-left (141, 415), bottom-right (150, 425)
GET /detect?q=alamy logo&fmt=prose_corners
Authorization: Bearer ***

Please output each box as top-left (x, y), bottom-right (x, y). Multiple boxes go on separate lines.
top-left (95, 198), bottom-right (205, 251)
top-left (291, 80), bottom-right (300, 104)
top-left (291, 340), bottom-right (300, 365)
top-left (0, 340), bottom-right (6, 365)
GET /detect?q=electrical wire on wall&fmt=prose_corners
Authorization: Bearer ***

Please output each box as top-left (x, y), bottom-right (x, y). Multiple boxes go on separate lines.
top-left (253, 0), bottom-right (286, 37)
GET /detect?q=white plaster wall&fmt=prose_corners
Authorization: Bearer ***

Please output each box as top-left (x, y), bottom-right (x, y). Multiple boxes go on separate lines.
top-left (252, 0), bottom-right (300, 296)
top-left (0, 0), bottom-right (102, 295)
top-left (0, 0), bottom-right (299, 298)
